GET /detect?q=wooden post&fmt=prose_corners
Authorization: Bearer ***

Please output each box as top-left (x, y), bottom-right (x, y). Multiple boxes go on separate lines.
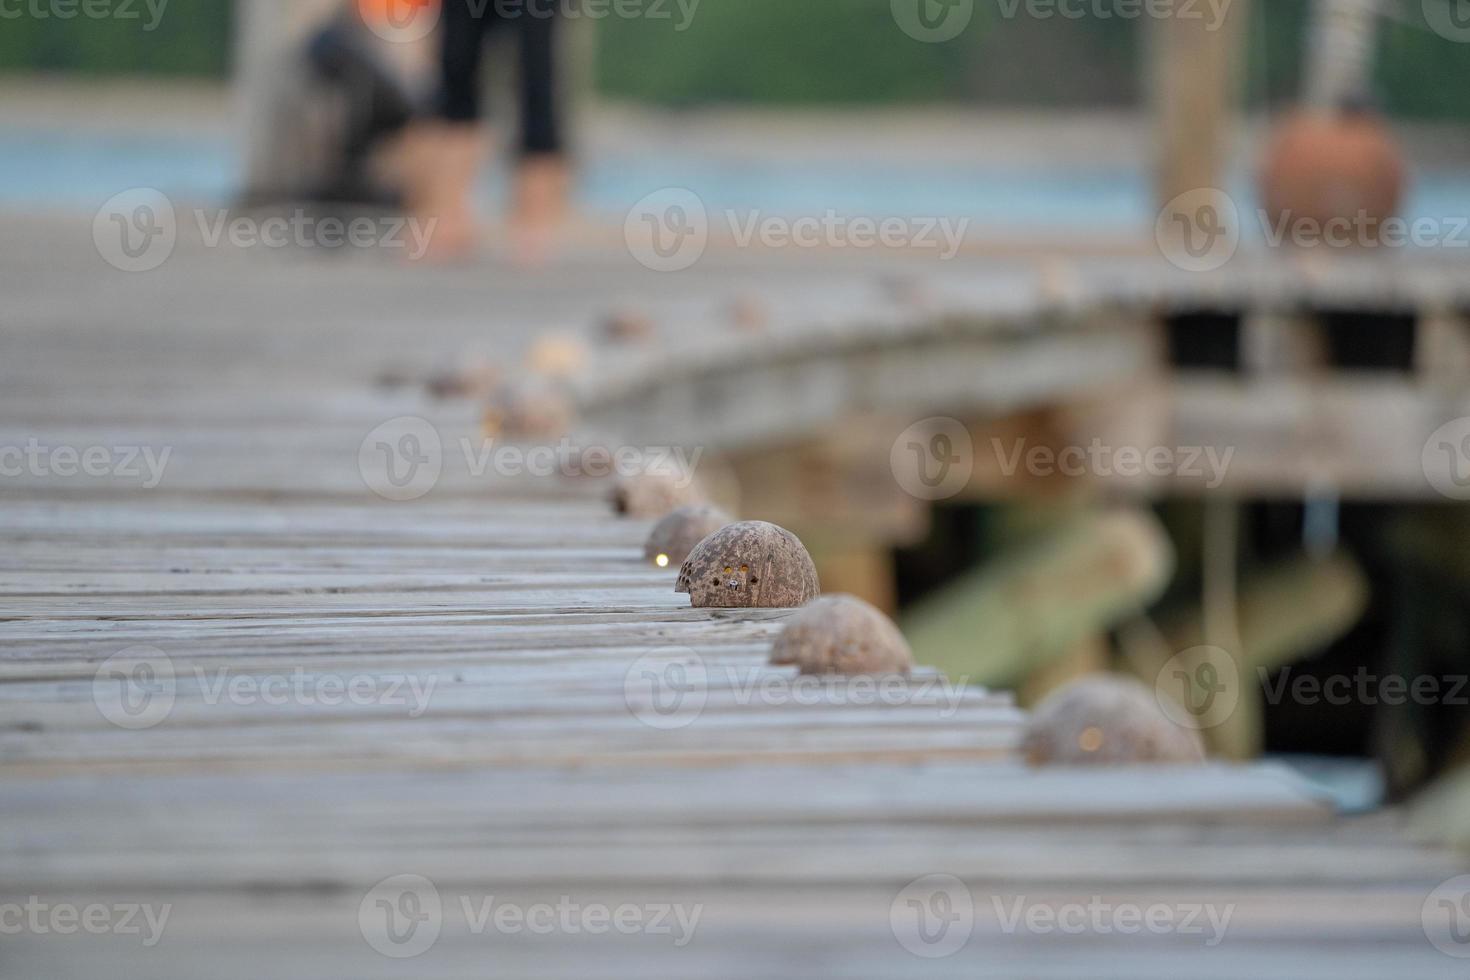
top-left (1416, 310), bottom-right (1470, 386)
top-left (901, 508), bottom-right (1176, 688)
top-left (1150, 0), bottom-right (1250, 207)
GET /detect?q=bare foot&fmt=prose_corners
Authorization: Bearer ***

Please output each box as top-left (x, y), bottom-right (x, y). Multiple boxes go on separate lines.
top-left (393, 123), bottom-right (487, 262)
top-left (507, 154), bottom-right (570, 267)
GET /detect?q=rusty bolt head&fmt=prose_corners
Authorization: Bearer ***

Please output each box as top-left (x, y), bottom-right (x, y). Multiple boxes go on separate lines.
top-left (427, 356), bottom-right (499, 400)
top-left (676, 521), bottom-right (820, 609)
top-left (644, 505), bottom-right (734, 568)
top-left (769, 594), bottom-right (913, 676)
top-left (611, 469), bottom-right (705, 519)
top-left (525, 333), bottom-right (589, 379)
top-left (1021, 674), bottom-right (1206, 767)
top-left (1037, 259), bottom-right (1080, 307)
top-left (602, 310), bottom-right (655, 344)
top-left (878, 273), bottom-right (928, 307)
top-left (728, 296), bottom-right (770, 332)
top-left (482, 381), bottom-right (575, 440)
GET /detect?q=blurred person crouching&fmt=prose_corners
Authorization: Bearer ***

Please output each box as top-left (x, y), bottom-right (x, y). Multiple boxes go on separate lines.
top-left (246, 0), bottom-right (571, 263)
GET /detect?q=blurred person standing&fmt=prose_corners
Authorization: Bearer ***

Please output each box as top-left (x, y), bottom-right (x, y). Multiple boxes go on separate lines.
top-left (401, 0), bottom-right (570, 261)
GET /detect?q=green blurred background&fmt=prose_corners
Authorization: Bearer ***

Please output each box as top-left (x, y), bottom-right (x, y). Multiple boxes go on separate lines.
top-left (0, 0), bottom-right (1467, 119)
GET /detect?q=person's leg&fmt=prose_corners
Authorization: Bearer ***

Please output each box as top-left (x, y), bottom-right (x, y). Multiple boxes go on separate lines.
top-left (438, 0), bottom-right (489, 125)
top-left (509, 0), bottom-right (570, 264)
top-left (400, 0), bottom-right (493, 256)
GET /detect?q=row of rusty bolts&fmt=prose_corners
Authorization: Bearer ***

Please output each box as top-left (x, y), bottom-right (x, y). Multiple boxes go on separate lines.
top-left (420, 302), bottom-right (1206, 769)
top-left (612, 469), bottom-right (1207, 769)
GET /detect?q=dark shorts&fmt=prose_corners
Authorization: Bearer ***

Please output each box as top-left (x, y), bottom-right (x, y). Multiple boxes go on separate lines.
top-left (436, 0), bottom-right (563, 156)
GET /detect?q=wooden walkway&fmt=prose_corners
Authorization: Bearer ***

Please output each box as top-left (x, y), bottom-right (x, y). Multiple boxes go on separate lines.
top-left (1, 240), bottom-right (1464, 977)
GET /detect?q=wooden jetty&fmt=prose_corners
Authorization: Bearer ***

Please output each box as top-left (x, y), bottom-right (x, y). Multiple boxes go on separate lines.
top-left (2, 242), bottom-right (1466, 977)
